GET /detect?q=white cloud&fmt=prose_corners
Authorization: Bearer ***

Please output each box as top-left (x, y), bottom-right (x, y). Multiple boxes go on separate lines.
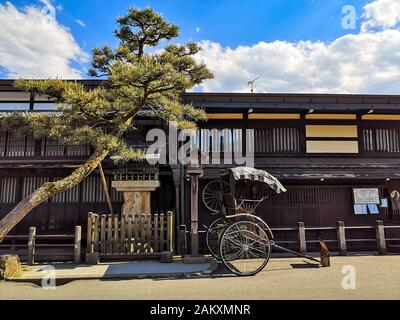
top-left (39, 0), bottom-right (55, 18)
top-left (196, 0), bottom-right (400, 94)
top-left (0, 1), bottom-right (88, 79)
top-left (75, 19), bottom-right (86, 27)
top-left (362, 0), bottom-right (400, 31)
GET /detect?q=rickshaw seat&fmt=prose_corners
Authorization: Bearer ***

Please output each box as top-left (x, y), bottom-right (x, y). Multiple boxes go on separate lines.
top-left (221, 193), bottom-right (237, 216)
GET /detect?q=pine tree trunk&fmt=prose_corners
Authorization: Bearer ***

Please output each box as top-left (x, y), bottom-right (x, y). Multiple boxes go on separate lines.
top-left (0, 149), bottom-right (110, 242)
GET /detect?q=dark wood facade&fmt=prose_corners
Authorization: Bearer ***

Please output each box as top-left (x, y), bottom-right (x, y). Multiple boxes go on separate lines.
top-left (1, 80), bottom-right (400, 253)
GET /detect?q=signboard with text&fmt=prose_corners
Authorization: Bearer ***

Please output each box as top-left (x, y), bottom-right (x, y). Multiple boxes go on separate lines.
top-left (353, 188), bottom-right (380, 205)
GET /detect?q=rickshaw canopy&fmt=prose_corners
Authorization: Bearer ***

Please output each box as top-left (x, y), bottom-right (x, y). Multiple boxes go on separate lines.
top-left (227, 167), bottom-right (287, 194)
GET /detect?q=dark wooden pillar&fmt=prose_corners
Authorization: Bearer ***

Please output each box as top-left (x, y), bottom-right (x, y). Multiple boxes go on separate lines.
top-left (172, 165), bottom-right (182, 253)
top-left (186, 166), bottom-right (203, 257)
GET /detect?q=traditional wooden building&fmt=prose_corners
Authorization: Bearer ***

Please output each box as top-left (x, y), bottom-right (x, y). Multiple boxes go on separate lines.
top-left (1, 79), bottom-right (400, 254)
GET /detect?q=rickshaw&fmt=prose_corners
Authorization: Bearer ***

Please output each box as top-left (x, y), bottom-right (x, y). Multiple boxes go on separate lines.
top-left (203, 167), bottom-right (325, 276)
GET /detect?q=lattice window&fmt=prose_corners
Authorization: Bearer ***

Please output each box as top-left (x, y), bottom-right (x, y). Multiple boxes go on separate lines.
top-left (4, 132), bottom-right (35, 156)
top-left (22, 177), bottom-right (50, 201)
top-left (362, 128), bottom-right (400, 153)
top-left (197, 128), bottom-right (242, 153)
top-left (254, 127), bottom-right (301, 153)
top-left (0, 177), bottom-right (17, 203)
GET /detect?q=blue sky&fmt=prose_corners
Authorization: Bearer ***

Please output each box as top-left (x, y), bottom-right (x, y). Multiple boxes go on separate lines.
top-left (1, 0), bottom-right (400, 93)
top-left (7, 0), bottom-right (367, 50)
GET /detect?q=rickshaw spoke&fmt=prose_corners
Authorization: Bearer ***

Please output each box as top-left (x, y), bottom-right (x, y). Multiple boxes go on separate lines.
top-left (220, 221), bottom-right (271, 276)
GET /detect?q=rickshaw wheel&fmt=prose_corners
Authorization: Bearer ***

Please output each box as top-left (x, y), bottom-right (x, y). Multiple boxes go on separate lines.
top-left (219, 221), bottom-right (271, 276)
top-left (206, 218), bottom-right (227, 260)
top-left (202, 180), bottom-right (230, 213)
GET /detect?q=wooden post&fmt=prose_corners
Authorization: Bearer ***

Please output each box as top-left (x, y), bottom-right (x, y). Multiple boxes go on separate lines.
top-left (172, 167), bottom-right (182, 258)
top-left (179, 225), bottom-right (187, 258)
top-left (167, 211), bottom-right (174, 252)
top-left (160, 214), bottom-right (165, 252)
top-left (86, 213), bottom-right (93, 254)
top-left (93, 214), bottom-right (99, 253)
top-left (27, 227), bottom-right (36, 266)
top-left (74, 226), bottom-right (82, 264)
top-left (298, 222), bottom-right (307, 254)
top-left (337, 221), bottom-right (347, 256)
top-left (376, 220), bottom-right (387, 255)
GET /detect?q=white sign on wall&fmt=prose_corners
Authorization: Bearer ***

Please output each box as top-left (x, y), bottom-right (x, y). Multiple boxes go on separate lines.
top-left (353, 188), bottom-right (380, 205)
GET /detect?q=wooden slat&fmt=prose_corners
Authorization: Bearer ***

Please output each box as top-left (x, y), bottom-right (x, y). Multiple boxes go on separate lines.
top-left (140, 214), bottom-right (145, 253)
top-left (160, 214), bottom-right (165, 252)
top-left (100, 215), bottom-right (106, 254)
top-left (133, 214), bottom-right (139, 253)
top-left (154, 214), bottom-right (159, 253)
top-left (107, 215), bottom-right (113, 254)
top-left (127, 217), bottom-right (133, 254)
top-left (147, 214), bottom-right (152, 253)
top-left (114, 216), bottom-right (119, 254)
top-left (120, 216), bottom-right (126, 254)
top-left (93, 215), bottom-right (99, 253)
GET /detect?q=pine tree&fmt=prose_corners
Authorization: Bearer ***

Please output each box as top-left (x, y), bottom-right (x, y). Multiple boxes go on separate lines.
top-left (0, 7), bottom-right (213, 241)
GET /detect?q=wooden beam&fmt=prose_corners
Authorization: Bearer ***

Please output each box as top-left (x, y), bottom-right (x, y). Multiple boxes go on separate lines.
top-left (98, 162), bottom-right (114, 215)
top-left (249, 113), bottom-right (301, 120)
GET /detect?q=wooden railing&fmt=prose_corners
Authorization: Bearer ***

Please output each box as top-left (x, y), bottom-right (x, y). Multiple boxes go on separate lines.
top-left (0, 227), bottom-right (81, 265)
top-left (275, 220), bottom-right (400, 255)
top-left (194, 220), bottom-right (400, 256)
top-left (87, 212), bottom-right (174, 260)
top-left (27, 226), bottom-right (82, 265)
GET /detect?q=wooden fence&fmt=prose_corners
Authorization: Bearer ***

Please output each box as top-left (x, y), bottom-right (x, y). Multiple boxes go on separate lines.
top-left (273, 220), bottom-right (400, 255)
top-left (86, 212), bottom-right (174, 260)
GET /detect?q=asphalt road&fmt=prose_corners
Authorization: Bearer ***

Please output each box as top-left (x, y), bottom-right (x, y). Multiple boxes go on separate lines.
top-left (1, 255), bottom-right (400, 300)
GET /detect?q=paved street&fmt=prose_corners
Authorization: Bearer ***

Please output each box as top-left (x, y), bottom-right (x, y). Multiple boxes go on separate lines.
top-left (1, 255), bottom-right (400, 300)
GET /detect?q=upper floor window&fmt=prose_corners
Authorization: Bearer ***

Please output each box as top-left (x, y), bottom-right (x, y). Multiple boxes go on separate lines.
top-left (0, 131), bottom-right (91, 157)
top-left (254, 127), bottom-right (301, 153)
top-left (362, 128), bottom-right (400, 153)
top-left (197, 124), bottom-right (302, 155)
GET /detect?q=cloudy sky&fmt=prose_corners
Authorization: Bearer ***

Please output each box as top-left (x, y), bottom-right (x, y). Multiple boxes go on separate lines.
top-left (0, 0), bottom-right (400, 94)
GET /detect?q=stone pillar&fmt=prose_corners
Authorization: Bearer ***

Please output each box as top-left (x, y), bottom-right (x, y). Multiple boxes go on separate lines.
top-left (112, 180), bottom-right (160, 216)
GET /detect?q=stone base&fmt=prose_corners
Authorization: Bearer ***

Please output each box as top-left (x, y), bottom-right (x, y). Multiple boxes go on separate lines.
top-left (0, 255), bottom-right (23, 280)
top-left (183, 255), bottom-right (208, 264)
top-left (86, 253), bottom-right (100, 265)
top-left (160, 251), bottom-right (174, 263)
